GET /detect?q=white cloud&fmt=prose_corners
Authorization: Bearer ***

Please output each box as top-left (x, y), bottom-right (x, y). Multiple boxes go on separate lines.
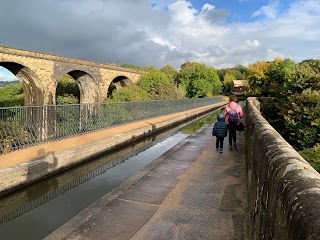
top-left (252, 0), bottom-right (280, 19)
top-left (0, 0), bottom-right (319, 72)
top-left (0, 69), bottom-right (18, 82)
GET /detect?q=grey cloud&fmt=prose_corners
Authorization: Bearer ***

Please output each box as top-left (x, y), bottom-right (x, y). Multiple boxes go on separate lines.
top-left (0, 0), bottom-right (319, 71)
top-left (202, 8), bottom-right (230, 24)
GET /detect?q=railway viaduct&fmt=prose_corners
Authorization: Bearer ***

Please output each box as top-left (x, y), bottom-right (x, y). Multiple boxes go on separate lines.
top-left (0, 46), bottom-right (141, 105)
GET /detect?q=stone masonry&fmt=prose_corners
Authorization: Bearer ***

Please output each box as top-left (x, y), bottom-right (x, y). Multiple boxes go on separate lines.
top-left (0, 46), bottom-right (141, 105)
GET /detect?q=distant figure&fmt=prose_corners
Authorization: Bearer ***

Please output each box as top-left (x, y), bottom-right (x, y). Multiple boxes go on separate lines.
top-left (212, 113), bottom-right (228, 153)
top-left (223, 95), bottom-right (243, 150)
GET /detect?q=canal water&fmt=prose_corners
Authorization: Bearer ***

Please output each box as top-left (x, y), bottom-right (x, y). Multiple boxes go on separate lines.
top-left (0, 112), bottom-right (219, 240)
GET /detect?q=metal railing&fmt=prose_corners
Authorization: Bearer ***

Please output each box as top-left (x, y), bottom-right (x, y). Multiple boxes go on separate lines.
top-left (0, 97), bottom-right (223, 154)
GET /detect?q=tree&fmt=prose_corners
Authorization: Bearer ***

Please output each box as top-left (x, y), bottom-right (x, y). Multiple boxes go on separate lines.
top-left (223, 73), bottom-right (235, 94)
top-left (247, 60), bottom-right (271, 96)
top-left (0, 84), bottom-right (24, 107)
top-left (160, 64), bottom-right (178, 83)
top-left (56, 75), bottom-right (80, 104)
top-left (149, 82), bottom-right (178, 100)
top-left (280, 60), bottom-right (320, 150)
top-left (138, 69), bottom-right (170, 93)
top-left (108, 85), bottom-right (150, 102)
top-left (177, 62), bottom-right (221, 98)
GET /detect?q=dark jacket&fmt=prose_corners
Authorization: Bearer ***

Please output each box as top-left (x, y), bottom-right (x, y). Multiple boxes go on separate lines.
top-left (212, 114), bottom-right (228, 138)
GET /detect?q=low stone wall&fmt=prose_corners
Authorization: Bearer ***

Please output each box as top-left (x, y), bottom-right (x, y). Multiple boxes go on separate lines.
top-left (245, 97), bottom-right (320, 239)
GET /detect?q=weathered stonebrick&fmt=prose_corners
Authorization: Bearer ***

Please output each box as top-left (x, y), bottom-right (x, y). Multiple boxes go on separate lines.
top-left (0, 46), bottom-right (141, 105)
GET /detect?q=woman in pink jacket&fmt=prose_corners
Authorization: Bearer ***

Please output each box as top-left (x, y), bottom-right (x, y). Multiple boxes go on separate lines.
top-left (223, 95), bottom-right (243, 150)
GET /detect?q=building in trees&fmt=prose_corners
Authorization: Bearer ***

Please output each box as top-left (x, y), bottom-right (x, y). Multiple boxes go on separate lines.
top-left (231, 80), bottom-right (247, 95)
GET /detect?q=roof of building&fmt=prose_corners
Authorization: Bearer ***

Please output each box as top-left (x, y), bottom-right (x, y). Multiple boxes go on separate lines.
top-left (232, 80), bottom-right (248, 87)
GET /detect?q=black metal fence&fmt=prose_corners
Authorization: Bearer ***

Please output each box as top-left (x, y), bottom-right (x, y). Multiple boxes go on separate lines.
top-left (0, 97), bottom-right (223, 154)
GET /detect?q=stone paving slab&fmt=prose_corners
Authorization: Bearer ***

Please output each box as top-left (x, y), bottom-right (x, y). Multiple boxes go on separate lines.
top-left (64, 199), bottom-right (158, 240)
top-left (118, 175), bottom-right (179, 205)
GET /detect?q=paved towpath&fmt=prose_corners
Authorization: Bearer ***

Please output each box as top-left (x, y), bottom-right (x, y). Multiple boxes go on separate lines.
top-left (45, 119), bottom-right (248, 240)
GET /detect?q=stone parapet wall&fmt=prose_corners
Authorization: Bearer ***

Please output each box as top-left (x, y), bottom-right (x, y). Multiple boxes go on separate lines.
top-left (245, 97), bottom-right (320, 239)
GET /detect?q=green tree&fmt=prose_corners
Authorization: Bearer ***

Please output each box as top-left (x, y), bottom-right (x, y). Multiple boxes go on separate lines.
top-left (149, 82), bottom-right (178, 100)
top-left (266, 58), bottom-right (296, 97)
top-left (261, 59), bottom-right (320, 152)
top-left (223, 73), bottom-right (235, 94)
top-left (279, 60), bottom-right (320, 150)
top-left (138, 69), bottom-right (170, 93)
top-left (108, 85), bottom-right (150, 102)
top-left (177, 62), bottom-right (221, 98)
top-left (0, 84), bottom-right (24, 107)
top-left (160, 64), bottom-right (178, 83)
top-left (56, 94), bottom-right (79, 105)
top-left (56, 75), bottom-right (80, 104)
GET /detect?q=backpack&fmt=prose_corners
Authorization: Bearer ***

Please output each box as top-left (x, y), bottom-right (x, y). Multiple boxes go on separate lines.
top-left (228, 105), bottom-right (239, 124)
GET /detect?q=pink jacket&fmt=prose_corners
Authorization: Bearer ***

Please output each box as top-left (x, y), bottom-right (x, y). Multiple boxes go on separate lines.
top-left (223, 101), bottom-right (243, 124)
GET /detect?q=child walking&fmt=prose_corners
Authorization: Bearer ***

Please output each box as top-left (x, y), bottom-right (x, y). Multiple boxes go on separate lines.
top-left (212, 113), bottom-right (228, 153)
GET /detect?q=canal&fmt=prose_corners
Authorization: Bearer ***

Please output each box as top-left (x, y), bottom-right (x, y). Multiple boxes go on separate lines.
top-left (0, 111), bottom-right (219, 240)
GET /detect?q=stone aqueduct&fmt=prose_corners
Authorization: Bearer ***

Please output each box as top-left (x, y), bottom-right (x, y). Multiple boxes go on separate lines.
top-left (0, 46), bottom-right (141, 106)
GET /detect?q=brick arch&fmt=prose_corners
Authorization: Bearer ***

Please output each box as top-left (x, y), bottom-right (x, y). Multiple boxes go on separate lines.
top-left (0, 62), bottom-right (44, 106)
top-left (111, 75), bottom-right (134, 90)
top-left (107, 75), bottom-right (135, 98)
top-left (60, 70), bottom-right (99, 104)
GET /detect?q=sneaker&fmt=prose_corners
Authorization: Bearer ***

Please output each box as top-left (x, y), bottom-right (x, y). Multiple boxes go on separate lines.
top-left (233, 143), bottom-right (237, 149)
top-left (229, 146), bottom-right (233, 151)
top-left (216, 147), bottom-right (219, 151)
top-left (219, 148), bottom-right (223, 153)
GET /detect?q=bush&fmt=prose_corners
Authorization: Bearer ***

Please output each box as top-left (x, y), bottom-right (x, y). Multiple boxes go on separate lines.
top-left (299, 144), bottom-right (320, 172)
top-left (56, 94), bottom-right (79, 105)
top-left (108, 85), bottom-right (150, 102)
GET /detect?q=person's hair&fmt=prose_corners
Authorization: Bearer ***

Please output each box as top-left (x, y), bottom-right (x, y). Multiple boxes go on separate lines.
top-left (229, 95), bottom-right (238, 102)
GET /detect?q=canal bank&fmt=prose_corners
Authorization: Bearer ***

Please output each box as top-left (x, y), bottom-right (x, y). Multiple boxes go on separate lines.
top-left (45, 110), bottom-right (248, 240)
top-left (0, 100), bottom-right (227, 196)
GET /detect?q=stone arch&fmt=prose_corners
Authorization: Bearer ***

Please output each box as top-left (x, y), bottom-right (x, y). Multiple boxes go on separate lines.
top-left (57, 70), bottom-right (99, 104)
top-left (107, 75), bottom-right (134, 97)
top-left (0, 62), bottom-right (44, 106)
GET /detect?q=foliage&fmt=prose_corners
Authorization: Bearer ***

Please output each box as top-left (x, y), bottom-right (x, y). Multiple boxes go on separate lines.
top-left (265, 58), bottom-right (296, 97)
top-left (0, 121), bottom-right (36, 154)
top-left (259, 58), bottom-right (320, 155)
top-left (177, 62), bottom-right (221, 98)
top-left (0, 84), bottom-right (24, 107)
top-left (160, 64), bottom-right (178, 83)
top-left (247, 60), bottom-right (271, 95)
top-left (282, 88), bottom-right (320, 150)
top-left (121, 64), bottom-right (157, 72)
top-left (299, 144), bottom-right (320, 172)
top-left (56, 94), bottom-right (79, 105)
top-left (107, 85), bottom-right (150, 102)
top-left (223, 73), bottom-right (235, 94)
top-left (138, 69), bottom-right (170, 93)
top-left (149, 83), bottom-right (180, 100)
top-left (56, 75), bottom-right (80, 104)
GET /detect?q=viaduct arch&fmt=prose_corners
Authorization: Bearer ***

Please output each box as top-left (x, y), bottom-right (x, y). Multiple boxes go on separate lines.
top-left (0, 46), bottom-right (141, 105)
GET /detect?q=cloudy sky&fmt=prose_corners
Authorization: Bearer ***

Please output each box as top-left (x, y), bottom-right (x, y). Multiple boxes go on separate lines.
top-left (0, 0), bottom-right (320, 81)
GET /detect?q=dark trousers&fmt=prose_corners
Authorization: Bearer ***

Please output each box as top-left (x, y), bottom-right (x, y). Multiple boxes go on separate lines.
top-left (216, 137), bottom-right (224, 149)
top-left (228, 124), bottom-right (237, 146)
